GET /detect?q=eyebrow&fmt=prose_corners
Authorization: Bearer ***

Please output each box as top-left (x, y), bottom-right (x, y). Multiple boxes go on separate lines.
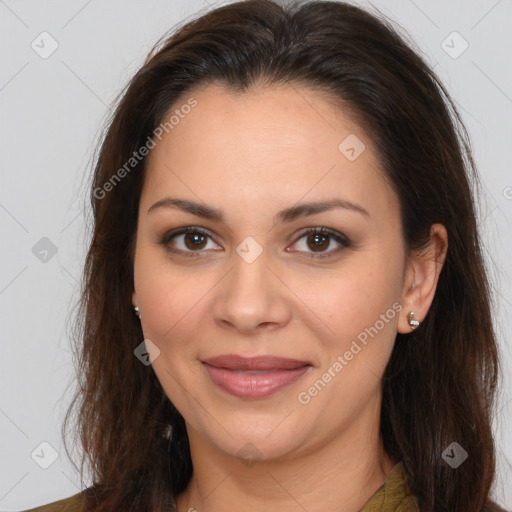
top-left (147, 197), bottom-right (371, 223)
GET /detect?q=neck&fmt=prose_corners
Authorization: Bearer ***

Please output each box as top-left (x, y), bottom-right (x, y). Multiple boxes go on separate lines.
top-left (176, 401), bottom-right (396, 512)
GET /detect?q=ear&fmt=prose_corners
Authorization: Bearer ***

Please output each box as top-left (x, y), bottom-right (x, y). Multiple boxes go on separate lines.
top-left (397, 223), bottom-right (448, 334)
top-left (132, 290), bottom-right (138, 309)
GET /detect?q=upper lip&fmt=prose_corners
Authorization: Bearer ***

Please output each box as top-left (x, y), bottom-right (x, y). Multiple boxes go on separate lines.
top-left (201, 354), bottom-right (311, 371)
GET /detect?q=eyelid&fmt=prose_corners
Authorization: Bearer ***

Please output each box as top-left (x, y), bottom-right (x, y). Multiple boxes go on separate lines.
top-left (287, 226), bottom-right (350, 258)
top-left (159, 226), bottom-right (221, 257)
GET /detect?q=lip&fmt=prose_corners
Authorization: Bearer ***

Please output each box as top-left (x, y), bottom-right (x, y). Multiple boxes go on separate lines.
top-left (202, 354), bottom-right (311, 371)
top-left (201, 355), bottom-right (312, 398)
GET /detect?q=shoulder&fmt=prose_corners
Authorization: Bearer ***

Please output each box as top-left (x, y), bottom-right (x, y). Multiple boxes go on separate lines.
top-left (19, 489), bottom-right (88, 512)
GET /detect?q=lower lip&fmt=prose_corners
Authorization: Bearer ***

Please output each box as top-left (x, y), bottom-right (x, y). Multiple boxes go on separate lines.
top-left (202, 363), bottom-right (311, 398)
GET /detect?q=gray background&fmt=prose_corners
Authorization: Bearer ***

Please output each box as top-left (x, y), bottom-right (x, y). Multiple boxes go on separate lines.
top-left (1, 0), bottom-right (511, 510)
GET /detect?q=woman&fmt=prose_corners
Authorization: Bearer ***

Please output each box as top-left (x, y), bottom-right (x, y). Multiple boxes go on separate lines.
top-left (24, 0), bottom-right (507, 511)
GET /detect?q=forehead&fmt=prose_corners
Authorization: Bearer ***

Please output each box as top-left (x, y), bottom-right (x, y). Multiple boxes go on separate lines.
top-left (141, 83), bottom-right (398, 222)
top-left (153, 82), bottom-right (368, 159)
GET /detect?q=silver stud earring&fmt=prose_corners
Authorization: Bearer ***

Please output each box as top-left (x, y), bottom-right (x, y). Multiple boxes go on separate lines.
top-left (408, 311), bottom-right (419, 330)
top-left (134, 306), bottom-right (141, 319)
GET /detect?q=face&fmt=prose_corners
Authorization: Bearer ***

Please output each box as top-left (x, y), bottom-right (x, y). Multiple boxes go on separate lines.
top-left (132, 83), bottom-right (409, 462)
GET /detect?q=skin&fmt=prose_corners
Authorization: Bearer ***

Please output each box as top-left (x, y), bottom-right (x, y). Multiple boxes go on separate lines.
top-left (131, 83), bottom-right (448, 512)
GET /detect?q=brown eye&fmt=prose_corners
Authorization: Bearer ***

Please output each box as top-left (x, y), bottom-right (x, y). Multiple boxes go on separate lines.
top-left (288, 227), bottom-right (350, 259)
top-left (306, 232), bottom-right (330, 252)
top-left (160, 227), bottom-right (221, 257)
top-left (183, 231), bottom-right (208, 250)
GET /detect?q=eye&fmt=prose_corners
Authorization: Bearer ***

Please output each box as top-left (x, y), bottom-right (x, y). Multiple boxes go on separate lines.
top-left (287, 227), bottom-right (350, 259)
top-left (159, 227), bottom-right (221, 257)
top-left (159, 226), bottom-right (350, 259)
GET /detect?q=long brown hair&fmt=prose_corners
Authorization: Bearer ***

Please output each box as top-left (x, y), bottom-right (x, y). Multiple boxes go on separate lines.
top-left (63, 1), bottom-right (502, 510)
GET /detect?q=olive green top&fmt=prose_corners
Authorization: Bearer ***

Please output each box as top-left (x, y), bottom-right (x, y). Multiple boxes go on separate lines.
top-left (21, 462), bottom-right (418, 511)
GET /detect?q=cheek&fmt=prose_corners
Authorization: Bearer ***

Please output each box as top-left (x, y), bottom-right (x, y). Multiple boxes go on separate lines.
top-left (134, 252), bottom-right (210, 352)
top-left (295, 259), bottom-right (401, 423)
top-left (136, 264), bottom-right (205, 407)
top-left (298, 252), bottom-right (403, 350)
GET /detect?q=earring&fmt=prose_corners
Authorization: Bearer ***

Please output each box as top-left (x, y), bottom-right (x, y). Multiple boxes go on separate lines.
top-left (408, 311), bottom-right (419, 330)
top-left (133, 306), bottom-right (141, 319)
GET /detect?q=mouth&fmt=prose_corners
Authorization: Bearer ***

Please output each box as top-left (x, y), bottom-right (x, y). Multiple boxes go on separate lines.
top-left (201, 354), bottom-right (312, 398)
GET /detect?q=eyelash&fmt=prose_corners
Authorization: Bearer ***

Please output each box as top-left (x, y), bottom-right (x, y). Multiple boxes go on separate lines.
top-left (159, 226), bottom-right (350, 260)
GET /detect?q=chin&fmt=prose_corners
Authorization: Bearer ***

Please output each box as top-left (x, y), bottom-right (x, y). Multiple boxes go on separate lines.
top-left (195, 416), bottom-right (312, 463)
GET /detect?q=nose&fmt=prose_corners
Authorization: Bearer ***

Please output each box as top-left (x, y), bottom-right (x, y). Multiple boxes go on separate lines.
top-left (211, 247), bottom-right (292, 334)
